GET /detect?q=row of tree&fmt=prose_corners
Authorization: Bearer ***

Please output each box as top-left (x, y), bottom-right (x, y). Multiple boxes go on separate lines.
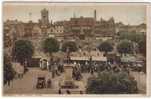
top-left (99, 32), bottom-right (146, 56)
top-left (11, 38), bottom-right (78, 65)
top-left (12, 34), bottom-right (146, 65)
top-left (98, 39), bottom-right (145, 56)
top-left (43, 38), bottom-right (78, 55)
top-left (119, 32), bottom-right (146, 56)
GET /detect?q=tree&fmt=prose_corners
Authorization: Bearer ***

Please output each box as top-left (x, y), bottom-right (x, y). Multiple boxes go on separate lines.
top-left (62, 41), bottom-right (78, 53)
top-left (138, 38), bottom-right (146, 57)
top-left (119, 32), bottom-right (144, 43)
top-left (43, 38), bottom-right (59, 56)
top-left (12, 40), bottom-right (34, 64)
top-left (86, 70), bottom-right (138, 94)
top-left (117, 40), bottom-right (133, 56)
top-left (98, 41), bottom-right (113, 55)
top-left (138, 38), bottom-right (146, 73)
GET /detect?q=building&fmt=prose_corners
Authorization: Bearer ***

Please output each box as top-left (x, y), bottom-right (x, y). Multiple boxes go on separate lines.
top-left (4, 24), bottom-right (12, 48)
top-left (24, 21), bottom-right (34, 37)
top-left (3, 8), bottom-right (146, 50)
top-left (3, 20), bottom-right (23, 47)
top-left (32, 24), bottom-right (42, 38)
top-left (95, 17), bottom-right (116, 38)
top-left (46, 21), bottom-right (65, 41)
top-left (69, 16), bottom-right (95, 39)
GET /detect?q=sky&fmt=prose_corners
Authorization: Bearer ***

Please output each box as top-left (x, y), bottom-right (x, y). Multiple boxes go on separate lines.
top-left (3, 2), bottom-right (147, 25)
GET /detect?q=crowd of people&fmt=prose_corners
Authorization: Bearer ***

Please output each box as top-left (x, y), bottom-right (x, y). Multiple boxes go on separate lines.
top-left (39, 56), bottom-right (133, 81)
top-left (4, 54), bottom-right (138, 95)
top-left (4, 60), bottom-right (28, 87)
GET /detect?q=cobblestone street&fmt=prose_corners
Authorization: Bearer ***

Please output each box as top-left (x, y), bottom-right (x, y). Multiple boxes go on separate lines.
top-left (4, 67), bottom-right (146, 95)
top-left (130, 71), bottom-right (146, 94)
top-left (3, 68), bottom-right (88, 95)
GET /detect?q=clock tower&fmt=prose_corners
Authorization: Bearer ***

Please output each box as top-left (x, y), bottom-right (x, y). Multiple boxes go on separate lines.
top-left (40, 8), bottom-right (49, 34)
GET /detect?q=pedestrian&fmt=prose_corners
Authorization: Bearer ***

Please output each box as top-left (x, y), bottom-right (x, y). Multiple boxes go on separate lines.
top-left (60, 64), bottom-right (64, 73)
top-left (66, 90), bottom-right (71, 94)
top-left (7, 77), bottom-right (11, 86)
top-left (7, 71), bottom-right (12, 87)
top-left (47, 61), bottom-right (49, 70)
top-left (24, 60), bottom-right (28, 73)
top-left (54, 63), bottom-right (59, 76)
top-left (58, 89), bottom-right (62, 94)
top-left (91, 68), bottom-right (94, 75)
top-left (48, 64), bottom-right (51, 72)
top-left (47, 79), bottom-right (51, 88)
top-left (80, 90), bottom-right (83, 94)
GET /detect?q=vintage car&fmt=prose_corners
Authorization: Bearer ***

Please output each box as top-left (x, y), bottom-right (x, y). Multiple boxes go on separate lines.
top-left (131, 63), bottom-right (143, 72)
top-left (36, 76), bottom-right (46, 89)
top-left (61, 81), bottom-right (78, 89)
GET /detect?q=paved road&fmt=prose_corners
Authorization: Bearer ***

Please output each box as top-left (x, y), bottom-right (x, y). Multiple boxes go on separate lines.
top-left (130, 71), bottom-right (146, 94)
top-left (3, 68), bottom-right (86, 95)
top-left (4, 68), bottom-right (61, 95)
top-left (3, 68), bottom-right (146, 95)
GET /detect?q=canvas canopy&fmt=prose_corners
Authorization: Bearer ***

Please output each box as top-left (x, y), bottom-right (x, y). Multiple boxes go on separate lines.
top-left (121, 56), bottom-right (136, 63)
top-left (70, 56), bottom-right (107, 62)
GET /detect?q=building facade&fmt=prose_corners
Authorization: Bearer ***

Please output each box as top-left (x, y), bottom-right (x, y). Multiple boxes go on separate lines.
top-left (4, 8), bottom-right (146, 49)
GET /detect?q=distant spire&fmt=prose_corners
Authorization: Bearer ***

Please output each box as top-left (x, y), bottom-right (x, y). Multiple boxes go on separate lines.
top-left (73, 12), bottom-right (76, 18)
top-left (29, 12), bottom-right (32, 21)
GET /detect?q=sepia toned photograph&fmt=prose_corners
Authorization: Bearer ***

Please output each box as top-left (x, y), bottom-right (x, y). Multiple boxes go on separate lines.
top-left (3, 2), bottom-right (148, 96)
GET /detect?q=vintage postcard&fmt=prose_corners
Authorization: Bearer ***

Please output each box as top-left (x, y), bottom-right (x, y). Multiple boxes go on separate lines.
top-left (3, 2), bottom-right (150, 96)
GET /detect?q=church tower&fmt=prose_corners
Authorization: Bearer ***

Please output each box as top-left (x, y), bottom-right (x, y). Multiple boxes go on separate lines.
top-left (40, 8), bottom-right (49, 34)
top-left (41, 8), bottom-right (49, 26)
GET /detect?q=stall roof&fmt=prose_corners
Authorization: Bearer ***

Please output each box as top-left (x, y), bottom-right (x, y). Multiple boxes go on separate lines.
top-left (121, 56), bottom-right (136, 63)
top-left (70, 56), bottom-right (107, 61)
top-left (71, 56), bottom-right (89, 61)
top-left (92, 56), bottom-right (107, 61)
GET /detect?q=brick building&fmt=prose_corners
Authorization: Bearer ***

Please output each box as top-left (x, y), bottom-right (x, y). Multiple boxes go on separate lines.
top-left (3, 8), bottom-right (146, 49)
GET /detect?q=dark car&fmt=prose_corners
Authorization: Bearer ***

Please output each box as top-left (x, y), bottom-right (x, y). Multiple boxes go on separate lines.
top-left (36, 77), bottom-right (46, 89)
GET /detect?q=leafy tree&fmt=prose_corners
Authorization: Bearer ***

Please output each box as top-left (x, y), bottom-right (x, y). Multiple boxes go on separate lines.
top-left (12, 40), bottom-right (34, 64)
top-left (119, 32), bottom-right (128, 40)
top-left (138, 38), bottom-right (146, 57)
top-left (119, 32), bottom-right (144, 43)
top-left (98, 41), bottom-right (113, 55)
top-left (86, 70), bottom-right (138, 94)
top-left (62, 41), bottom-right (78, 53)
top-left (43, 38), bottom-right (59, 56)
top-left (117, 40), bottom-right (133, 56)
top-left (61, 41), bottom-right (78, 63)
top-left (138, 38), bottom-right (146, 73)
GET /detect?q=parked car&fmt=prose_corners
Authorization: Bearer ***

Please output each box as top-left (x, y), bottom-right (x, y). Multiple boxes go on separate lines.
top-left (131, 63), bottom-right (143, 72)
top-left (36, 76), bottom-right (46, 89)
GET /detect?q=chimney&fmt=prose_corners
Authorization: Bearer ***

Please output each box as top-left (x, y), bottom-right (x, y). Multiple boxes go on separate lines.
top-left (94, 9), bottom-right (96, 20)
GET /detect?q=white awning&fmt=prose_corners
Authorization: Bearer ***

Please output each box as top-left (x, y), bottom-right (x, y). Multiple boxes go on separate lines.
top-left (70, 56), bottom-right (89, 61)
top-left (70, 56), bottom-right (107, 62)
top-left (92, 56), bottom-right (107, 61)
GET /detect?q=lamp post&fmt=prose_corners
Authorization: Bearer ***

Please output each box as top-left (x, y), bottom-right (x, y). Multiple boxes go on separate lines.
top-left (66, 47), bottom-right (70, 64)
